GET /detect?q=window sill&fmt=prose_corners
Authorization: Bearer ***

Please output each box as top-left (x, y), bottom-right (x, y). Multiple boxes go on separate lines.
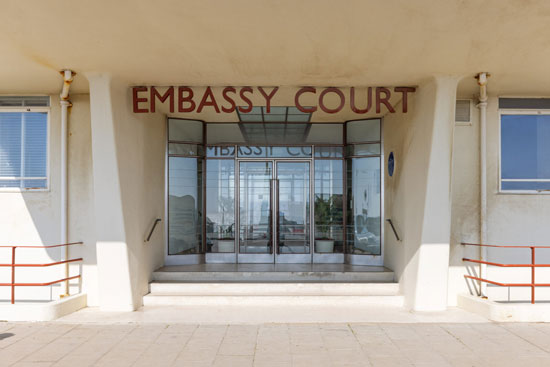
top-left (497, 190), bottom-right (550, 195)
top-left (0, 188), bottom-right (50, 193)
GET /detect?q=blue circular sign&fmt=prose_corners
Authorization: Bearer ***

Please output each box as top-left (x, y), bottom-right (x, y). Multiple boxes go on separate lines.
top-left (388, 152), bottom-right (395, 177)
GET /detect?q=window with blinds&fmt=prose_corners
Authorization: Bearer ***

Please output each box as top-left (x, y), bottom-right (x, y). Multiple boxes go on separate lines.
top-left (0, 112), bottom-right (48, 189)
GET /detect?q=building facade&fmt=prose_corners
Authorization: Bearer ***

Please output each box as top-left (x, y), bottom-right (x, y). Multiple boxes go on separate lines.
top-left (1, 1), bottom-right (550, 315)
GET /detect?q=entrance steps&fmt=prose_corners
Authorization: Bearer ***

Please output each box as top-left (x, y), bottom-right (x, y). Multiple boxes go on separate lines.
top-left (143, 282), bottom-right (403, 307)
top-left (144, 265), bottom-right (402, 307)
top-left (151, 265), bottom-right (395, 283)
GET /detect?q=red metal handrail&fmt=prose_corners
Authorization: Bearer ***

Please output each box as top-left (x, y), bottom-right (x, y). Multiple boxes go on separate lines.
top-left (0, 242), bottom-right (83, 304)
top-left (462, 242), bottom-right (550, 304)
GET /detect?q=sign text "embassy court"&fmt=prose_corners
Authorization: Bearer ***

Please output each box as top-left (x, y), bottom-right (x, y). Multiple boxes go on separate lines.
top-left (132, 86), bottom-right (416, 114)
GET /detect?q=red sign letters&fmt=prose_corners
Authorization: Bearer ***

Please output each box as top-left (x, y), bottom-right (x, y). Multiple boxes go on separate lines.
top-left (132, 86), bottom-right (415, 114)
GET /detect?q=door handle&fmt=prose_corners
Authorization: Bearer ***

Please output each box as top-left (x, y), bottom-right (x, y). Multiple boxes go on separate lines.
top-left (275, 179), bottom-right (280, 255)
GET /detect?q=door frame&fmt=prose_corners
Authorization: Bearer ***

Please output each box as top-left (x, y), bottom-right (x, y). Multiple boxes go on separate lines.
top-left (236, 159), bottom-right (314, 264)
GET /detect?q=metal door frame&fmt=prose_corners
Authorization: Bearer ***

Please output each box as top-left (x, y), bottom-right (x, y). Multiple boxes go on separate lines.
top-left (236, 159), bottom-right (313, 264)
top-left (274, 160), bottom-right (313, 264)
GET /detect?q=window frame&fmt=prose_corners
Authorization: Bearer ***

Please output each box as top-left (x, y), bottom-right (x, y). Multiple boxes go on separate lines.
top-left (498, 109), bottom-right (550, 194)
top-left (0, 106), bottom-right (51, 193)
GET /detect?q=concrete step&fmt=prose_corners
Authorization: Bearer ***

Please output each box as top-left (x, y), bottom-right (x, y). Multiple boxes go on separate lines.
top-left (144, 282), bottom-right (402, 307)
top-left (143, 294), bottom-right (404, 307)
top-left (152, 270), bottom-right (394, 283)
top-left (149, 282), bottom-right (400, 296)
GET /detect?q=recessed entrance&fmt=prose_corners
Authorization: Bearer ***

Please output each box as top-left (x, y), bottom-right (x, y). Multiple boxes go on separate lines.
top-left (165, 118), bottom-right (383, 266)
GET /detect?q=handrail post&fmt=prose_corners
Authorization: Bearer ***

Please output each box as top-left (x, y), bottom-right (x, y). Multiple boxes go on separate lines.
top-left (11, 247), bottom-right (16, 304)
top-left (531, 246), bottom-right (536, 304)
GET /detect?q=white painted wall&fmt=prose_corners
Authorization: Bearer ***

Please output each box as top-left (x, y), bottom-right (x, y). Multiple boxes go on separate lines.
top-left (384, 76), bottom-right (458, 311)
top-left (4, 73), bottom-right (550, 312)
top-left (88, 74), bottom-right (165, 311)
top-left (0, 94), bottom-right (98, 304)
top-left (448, 90), bottom-right (550, 304)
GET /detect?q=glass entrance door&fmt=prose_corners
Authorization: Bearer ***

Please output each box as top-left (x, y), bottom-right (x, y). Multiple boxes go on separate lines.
top-left (275, 162), bottom-right (311, 263)
top-left (238, 160), bottom-right (311, 263)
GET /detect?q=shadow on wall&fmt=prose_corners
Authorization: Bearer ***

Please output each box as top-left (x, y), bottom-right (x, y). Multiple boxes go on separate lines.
top-left (0, 94), bottom-right (98, 303)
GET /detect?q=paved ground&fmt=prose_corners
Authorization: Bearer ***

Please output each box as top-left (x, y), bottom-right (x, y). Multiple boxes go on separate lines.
top-left (1, 321), bottom-right (550, 366)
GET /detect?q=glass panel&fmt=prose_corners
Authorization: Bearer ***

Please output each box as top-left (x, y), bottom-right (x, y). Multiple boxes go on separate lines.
top-left (207, 123), bottom-right (245, 144)
top-left (240, 106), bottom-right (262, 114)
top-left (206, 160), bottom-right (235, 253)
top-left (0, 112), bottom-right (47, 189)
top-left (168, 157), bottom-right (202, 255)
top-left (501, 115), bottom-right (550, 183)
top-left (22, 179), bottom-right (47, 189)
top-left (23, 113), bottom-right (47, 178)
top-left (270, 146), bottom-right (312, 158)
top-left (168, 143), bottom-right (204, 156)
top-left (314, 146), bottom-right (343, 158)
top-left (284, 124), bottom-right (309, 144)
top-left (314, 160), bottom-right (344, 253)
top-left (346, 143), bottom-right (381, 156)
top-left (237, 146), bottom-right (312, 158)
top-left (206, 146), bottom-right (236, 158)
top-left (287, 114), bottom-right (310, 122)
top-left (239, 162), bottom-right (273, 253)
top-left (238, 146), bottom-right (268, 158)
top-left (346, 157), bottom-right (381, 255)
top-left (263, 106), bottom-right (286, 115)
top-left (501, 181), bottom-right (550, 191)
top-left (264, 114), bottom-right (285, 122)
top-left (277, 162), bottom-right (310, 254)
top-left (168, 118), bottom-right (202, 142)
top-left (346, 119), bottom-right (381, 143)
top-left (0, 113), bottom-right (22, 178)
top-left (239, 123), bottom-right (311, 145)
top-left (0, 96), bottom-right (49, 107)
top-left (0, 179), bottom-right (21, 187)
top-left (239, 114), bottom-right (262, 122)
top-left (306, 124), bottom-right (343, 144)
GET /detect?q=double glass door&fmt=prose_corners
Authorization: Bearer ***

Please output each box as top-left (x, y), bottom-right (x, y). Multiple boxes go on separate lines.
top-left (238, 160), bottom-right (311, 263)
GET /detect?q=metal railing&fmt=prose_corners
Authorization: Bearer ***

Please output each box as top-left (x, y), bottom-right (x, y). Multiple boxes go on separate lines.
top-left (462, 242), bottom-right (550, 304)
top-left (145, 218), bottom-right (162, 242)
top-left (0, 242), bottom-right (83, 304)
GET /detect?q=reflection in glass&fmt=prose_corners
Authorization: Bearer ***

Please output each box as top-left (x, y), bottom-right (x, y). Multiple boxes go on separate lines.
top-left (168, 143), bottom-right (204, 156)
top-left (277, 162), bottom-right (310, 254)
top-left (239, 162), bottom-right (273, 253)
top-left (314, 146), bottom-right (344, 158)
top-left (237, 146), bottom-right (312, 158)
top-left (206, 160), bottom-right (235, 253)
top-left (346, 157), bottom-right (381, 255)
top-left (168, 119), bottom-right (203, 142)
top-left (345, 143), bottom-right (380, 156)
top-left (306, 124), bottom-right (343, 144)
top-left (206, 146), bottom-right (236, 158)
top-left (346, 119), bottom-right (380, 143)
top-left (314, 160), bottom-right (344, 253)
top-left (168, 157), bottom-right (202, 255)
top-left (501, 114), bottom-right (550, 190)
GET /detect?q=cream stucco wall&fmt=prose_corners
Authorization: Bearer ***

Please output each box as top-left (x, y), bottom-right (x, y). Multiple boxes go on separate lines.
top-left (88, 74), bottom-right (165, 311)
top-left (448, 92), bottom-right (550, 304)
top-left (4, 74), bottom-right (550, 311)
top-left (0, 93), bottom-right (98, 304)
top-left (383, 76), bottom-right (458, 311)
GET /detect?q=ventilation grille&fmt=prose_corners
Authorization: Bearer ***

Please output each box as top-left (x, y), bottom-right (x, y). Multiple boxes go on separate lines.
top-left (0, 96), bottom-right (50, 107)
top-left (455, 100), bottom-right (471, 123)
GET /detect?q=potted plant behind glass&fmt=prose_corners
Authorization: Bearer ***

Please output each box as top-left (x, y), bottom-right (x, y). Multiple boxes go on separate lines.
top-left (217, 223), bottom-right (234, 253)
top-left (315, 195), bottom-right (336, 253)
